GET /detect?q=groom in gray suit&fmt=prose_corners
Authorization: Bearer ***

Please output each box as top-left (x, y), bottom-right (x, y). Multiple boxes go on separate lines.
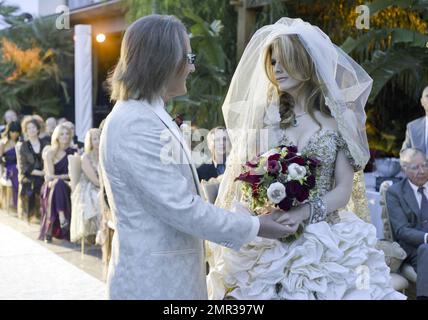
top-left (386, 148), bottom-right (428, 299)
top-left (401, 86), bottom-right (428, 154)
top-left (99, 15), bottom-right (293, 300)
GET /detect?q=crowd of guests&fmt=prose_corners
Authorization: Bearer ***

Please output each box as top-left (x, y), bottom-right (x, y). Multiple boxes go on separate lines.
top-left (0, 109), bottom-right (112, 275)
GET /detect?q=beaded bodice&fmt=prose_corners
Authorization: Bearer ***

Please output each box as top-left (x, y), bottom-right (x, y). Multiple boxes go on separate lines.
top-left (263, 105), bottom-right (360, 223)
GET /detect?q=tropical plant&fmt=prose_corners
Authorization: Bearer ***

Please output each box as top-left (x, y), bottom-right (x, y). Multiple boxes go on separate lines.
top-left (282, 0), bottom-right (428, 156)
top-left (124, 0), bottom-right (237, 128)
top-left (0, 16), bottom-right (74, 117)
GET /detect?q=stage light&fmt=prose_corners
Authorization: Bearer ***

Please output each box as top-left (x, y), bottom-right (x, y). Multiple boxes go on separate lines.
top-left (96, 33), bottom-right (106, 43)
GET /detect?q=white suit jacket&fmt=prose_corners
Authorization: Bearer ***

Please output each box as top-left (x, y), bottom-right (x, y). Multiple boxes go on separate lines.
top-left (99, 98), bottom-right (259, 300)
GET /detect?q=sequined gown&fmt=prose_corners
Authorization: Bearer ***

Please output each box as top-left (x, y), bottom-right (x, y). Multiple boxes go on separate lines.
top-left (39, 148), bottom-right (77, 241)
top-left (207, 105), bottom-right (406, 300)
top-left (70, 153), bottom-right (101, 243)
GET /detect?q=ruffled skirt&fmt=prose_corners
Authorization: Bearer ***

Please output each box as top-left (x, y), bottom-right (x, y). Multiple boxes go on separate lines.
top-left (207, 210), bottom-right (406, 300)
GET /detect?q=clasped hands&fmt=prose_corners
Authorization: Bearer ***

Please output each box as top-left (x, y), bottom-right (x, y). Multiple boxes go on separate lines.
top-left (257, 204), bottom-right (310, 239)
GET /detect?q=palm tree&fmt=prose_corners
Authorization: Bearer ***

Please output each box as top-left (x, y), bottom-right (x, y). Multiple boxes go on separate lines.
top-left (0, 16), bottom-right (74, 116)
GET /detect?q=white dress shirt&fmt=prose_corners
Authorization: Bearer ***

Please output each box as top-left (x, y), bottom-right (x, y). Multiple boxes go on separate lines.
top-left (408, 180), bottom-right (428, 209)
top-left (408, 179), bottom-right (428, 244)
top-left (425, 116), bottom-right (428, 155)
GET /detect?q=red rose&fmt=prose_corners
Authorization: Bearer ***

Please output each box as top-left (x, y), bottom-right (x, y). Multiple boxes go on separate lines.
top-left (268, 154), bottom-right (281, 161)
top-left (235, 172), bottom-right (262, 185)
top-left (305, 175), bottom-right (316, 189)
top-left (267, 160), bottom-right (281, 174)
top-left (278, 197), bottom-right (293, 211)
top-left (281, 160), bottom-right (288, 174)
top-left (284, 152), bottom-right (296, 160)
top-left (289, 156), bottom-right (305, 166)
top-left (287, 145), bottom-right (298, 153)
top-left (295, 187), bottom-right (310, 202)
top-left (286, 180), bottom-right (301, 197)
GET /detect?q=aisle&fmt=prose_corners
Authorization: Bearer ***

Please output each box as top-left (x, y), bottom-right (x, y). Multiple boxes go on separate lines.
top-left (0, 222), bottom-right (106, 300)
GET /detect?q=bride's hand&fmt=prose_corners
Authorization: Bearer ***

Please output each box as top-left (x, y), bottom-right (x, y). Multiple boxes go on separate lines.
top-left (269, 204), bottom-right (311, 227)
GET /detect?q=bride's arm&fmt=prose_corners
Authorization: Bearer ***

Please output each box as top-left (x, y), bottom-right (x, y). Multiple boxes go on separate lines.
top-left (275, 150), bottom-right (354, 227)
top-left (318, 149), bottom-right (354, 212)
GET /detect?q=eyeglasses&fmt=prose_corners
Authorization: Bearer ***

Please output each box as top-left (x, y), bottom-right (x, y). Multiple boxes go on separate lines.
top-left (405, 163), bottom-right (428, 171)
top-left (186, 53), bottom-right (196, 65)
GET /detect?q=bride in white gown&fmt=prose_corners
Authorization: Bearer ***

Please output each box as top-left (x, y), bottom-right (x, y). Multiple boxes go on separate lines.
top-left (206, 18), bottom-right (406, 300)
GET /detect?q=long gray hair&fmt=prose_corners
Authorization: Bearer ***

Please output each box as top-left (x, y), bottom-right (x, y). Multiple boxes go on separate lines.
top-left (109, 14), bottom-right (188, 103)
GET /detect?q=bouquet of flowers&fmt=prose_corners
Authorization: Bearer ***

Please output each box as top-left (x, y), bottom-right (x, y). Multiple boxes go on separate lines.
top-left (236, 145), bottom-right (321, 241)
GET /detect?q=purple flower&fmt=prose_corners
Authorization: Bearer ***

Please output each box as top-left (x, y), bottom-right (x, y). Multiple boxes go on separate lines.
top-left (281, 160), bottom-right (288, 174)
top-left (308, 157), bottom-right (321, 170)
top-left (267, 160), bottom-right (281, 174)
top-left (286, 180), bottom-right (301, 197)
top-left (287, 145), bottom-right (298, 153)
top-left (289, 155), bottom-right (306, 166)
top-left (235, 172), bottom-right (262, 185)
top-left (268, 153), bottom-right (281, 161)
top-left (295, 187), bottom-right (310, 202)
top-left (278, 197), bottom-right (293, 211)
top-left (305, 175), bottom-right (316, 189)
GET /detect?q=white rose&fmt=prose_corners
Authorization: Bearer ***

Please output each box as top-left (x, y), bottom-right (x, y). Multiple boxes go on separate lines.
top-left (288, 163), bottom-right (307, 180)
top-left (267, 182), bottom-right (286, 204)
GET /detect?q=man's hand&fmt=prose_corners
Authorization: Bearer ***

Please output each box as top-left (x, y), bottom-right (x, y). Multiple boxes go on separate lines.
top-left (269, 204), bottom-right (310, 226)
top-left (257, 213), bottom-right (299, 239)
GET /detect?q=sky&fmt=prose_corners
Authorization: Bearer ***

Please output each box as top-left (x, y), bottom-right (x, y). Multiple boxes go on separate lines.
top-left (4, 0), bottom-right (40, 16)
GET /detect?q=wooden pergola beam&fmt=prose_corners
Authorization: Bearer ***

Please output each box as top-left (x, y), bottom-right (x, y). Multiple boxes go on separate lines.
top-left (232, 0), bottom-right (288, 59)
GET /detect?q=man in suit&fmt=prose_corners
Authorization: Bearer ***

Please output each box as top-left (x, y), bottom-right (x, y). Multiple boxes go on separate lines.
top-left (197, 126), bottom-right (230, 182)
top-left (401, 86), bottom-right (428, 153)
top-left (100, 15), bottom-right (294, 300)
top-left (386, 148), bottom-right (428, 299)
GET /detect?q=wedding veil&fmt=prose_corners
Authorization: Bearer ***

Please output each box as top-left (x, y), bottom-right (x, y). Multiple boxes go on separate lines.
top-left (215, 18), bottom-right (373, 220)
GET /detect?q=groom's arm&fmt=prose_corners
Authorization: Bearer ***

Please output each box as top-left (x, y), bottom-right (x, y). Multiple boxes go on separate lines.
top-left (116, 118), bottom-right (259, 251)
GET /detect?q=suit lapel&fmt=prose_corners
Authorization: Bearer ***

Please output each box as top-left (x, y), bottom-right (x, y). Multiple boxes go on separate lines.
top-left (402, 179), bottom-right (420, 222)
top-left (146, 99), bottom-right (202, 196)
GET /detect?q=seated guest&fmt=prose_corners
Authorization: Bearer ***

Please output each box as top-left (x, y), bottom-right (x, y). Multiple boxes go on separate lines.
top-left (39, 124), bottom-right (77, 243)
top-left (401, 86), bottom-right (428, 154)
top-left (17, 117), bottom-right (48, 223)
top-left (0, 121), bottom-right (22, 209)
top-left (31, 114), bottom-right (49, 145)
top-left (386, 148), bottom-right (428, 300)
top-left (0, 109), bottom-right (18, 133)
top-left (95, 119), bottom-right (113, 279)
top-left (197, 127), bottom-right (231, 182)
top-left (70, 129), bottom-right (101, 244)
top-left (44, 117), bottom-right (57, 140)
top-left (63, 121), bottom-right (84, 151)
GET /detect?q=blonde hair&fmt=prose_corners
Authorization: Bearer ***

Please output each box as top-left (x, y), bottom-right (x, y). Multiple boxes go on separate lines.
top-left (50, 124), bottom-right (72, 152)
top-left (109, 14), bottom-right (188, 103)
top-left (264, 34), bottom-right (330, 129)
top-left (84, 128), bottom-right (100, 154)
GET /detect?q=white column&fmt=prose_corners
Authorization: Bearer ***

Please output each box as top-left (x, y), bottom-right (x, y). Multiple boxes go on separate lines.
top-left (74, 24), bottom-right (93, 143)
